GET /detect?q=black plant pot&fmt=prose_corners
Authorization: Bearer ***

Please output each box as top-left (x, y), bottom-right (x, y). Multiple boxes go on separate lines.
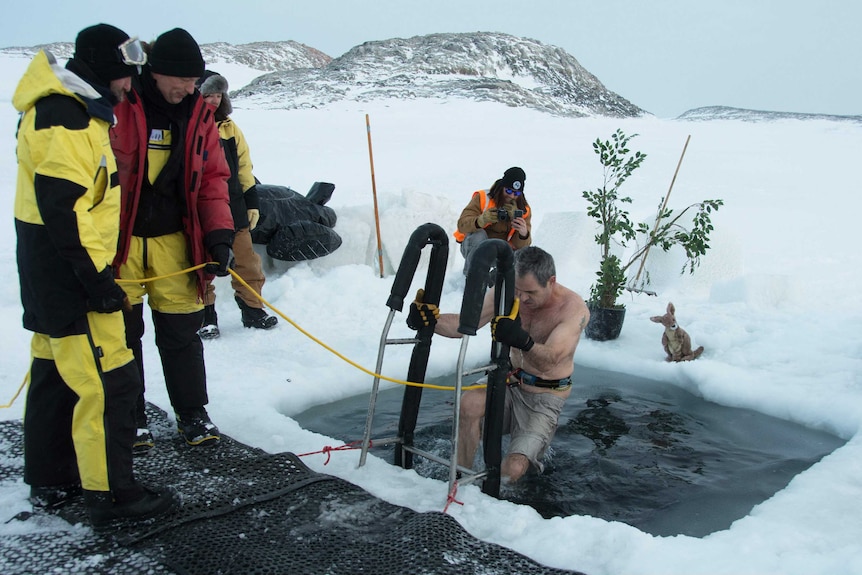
top-left (585, 303), bottom-right (626, 341)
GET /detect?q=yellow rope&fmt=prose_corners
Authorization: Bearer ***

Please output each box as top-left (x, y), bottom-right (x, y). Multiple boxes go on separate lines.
top-left (0, 372), bottom-right (29, 409)
top-left (3, 263), bottom-right (485, 408)
top-left (224, 267), bottom-right (486, 392)
top-left (115, 262), bottom-right (210, 285)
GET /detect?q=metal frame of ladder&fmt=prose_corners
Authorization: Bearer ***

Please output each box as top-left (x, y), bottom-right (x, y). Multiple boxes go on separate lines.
top-left (358, 225), bottom-right (516, 499)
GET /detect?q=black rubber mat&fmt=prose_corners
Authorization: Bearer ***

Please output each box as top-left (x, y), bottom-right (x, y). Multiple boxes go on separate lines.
top-left (0, 404), bottom-right (586, 575)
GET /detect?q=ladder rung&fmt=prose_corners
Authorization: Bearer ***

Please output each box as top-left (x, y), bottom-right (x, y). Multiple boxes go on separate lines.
top-left (462, 363), bottom-right (496, 377)
top-left (366, 436), bottom-right (402, 447)
top-left (454, 469), bottom-right (488, 487)
top-left (400, 445), bottom-right (478, 477)
top-left (401, 446), bottom-right (456, 469)
top-left (362, 313), bottom-right (493, 494)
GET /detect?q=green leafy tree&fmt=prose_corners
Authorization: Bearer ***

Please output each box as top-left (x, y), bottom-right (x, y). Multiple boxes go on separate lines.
top-left (583, 129), bottom-right (723, 309)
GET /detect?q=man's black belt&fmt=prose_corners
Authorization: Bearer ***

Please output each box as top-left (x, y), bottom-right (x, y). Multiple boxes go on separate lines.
top-left (510, 368), bottom-right (572, 390)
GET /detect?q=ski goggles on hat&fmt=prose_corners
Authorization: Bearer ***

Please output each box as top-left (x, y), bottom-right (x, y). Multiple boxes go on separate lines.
top-left (118, 37), bottom-right (147, 66)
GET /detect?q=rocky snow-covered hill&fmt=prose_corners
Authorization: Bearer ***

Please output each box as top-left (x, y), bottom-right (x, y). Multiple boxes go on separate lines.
top-left (6, 34), bottom-right (861, 122)
top-left (200, 41), bottom-right (330, 72)
top-left (678, 105), bottom-right (862, 123)
top-left (234, 32), bottom-right (646, 118)
top-left (1, 39), bottom-right (328, 73)
top-left (0, 33), bottom-right (647, 118)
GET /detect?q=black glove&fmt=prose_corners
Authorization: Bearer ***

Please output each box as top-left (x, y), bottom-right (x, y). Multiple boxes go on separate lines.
top-left (491, 299), bottom-right (535, 351)
top-left (406, 289), bottom-right (440, 330)
top-left (205, 243), bottom-right (232, 277)
top-left (86, 267), bottom-right (130, 313)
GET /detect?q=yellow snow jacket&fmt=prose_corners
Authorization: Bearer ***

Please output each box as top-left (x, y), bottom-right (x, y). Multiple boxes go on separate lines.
top-left (217, 116), bottom-right (258, 228)
top-left (14, 50), bottom-right (123, 333)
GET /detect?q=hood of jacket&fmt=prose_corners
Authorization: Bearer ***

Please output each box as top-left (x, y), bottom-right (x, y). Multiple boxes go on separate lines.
top-left (13, 50), bottom-right (115, 124)
top-left (13, 50), bottom-right (101, 112)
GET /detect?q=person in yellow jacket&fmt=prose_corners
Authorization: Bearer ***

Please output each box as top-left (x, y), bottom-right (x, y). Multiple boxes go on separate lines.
top-left (13, 23), bottom-right (177, 530)
top-left (196, 71), bottom-right (278, 338)
top-left (454, 166), bottom-right (532, 275)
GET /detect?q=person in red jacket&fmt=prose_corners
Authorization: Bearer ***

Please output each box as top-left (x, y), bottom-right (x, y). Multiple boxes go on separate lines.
top-left (110, 28), bottom-right (233, 451)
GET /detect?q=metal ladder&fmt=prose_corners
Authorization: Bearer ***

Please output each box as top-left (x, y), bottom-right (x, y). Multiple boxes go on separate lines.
top-left (358, 224), bottom-right (516, 498)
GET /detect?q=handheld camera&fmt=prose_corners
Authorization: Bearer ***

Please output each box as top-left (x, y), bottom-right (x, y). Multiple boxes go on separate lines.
top-left (497, 208), bottom-right (525, 222)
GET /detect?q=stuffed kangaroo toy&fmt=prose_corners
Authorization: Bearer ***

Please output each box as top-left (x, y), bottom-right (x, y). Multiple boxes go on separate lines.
top-left (650, 302), bottom-right (704, 362)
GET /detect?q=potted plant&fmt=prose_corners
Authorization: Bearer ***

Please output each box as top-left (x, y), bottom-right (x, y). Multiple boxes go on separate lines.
top-left (582, 129), bottom-right (723, 341)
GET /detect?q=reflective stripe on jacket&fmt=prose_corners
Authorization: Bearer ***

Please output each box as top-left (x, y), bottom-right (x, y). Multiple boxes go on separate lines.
top-left (453, 189), bottom-right (532, 249)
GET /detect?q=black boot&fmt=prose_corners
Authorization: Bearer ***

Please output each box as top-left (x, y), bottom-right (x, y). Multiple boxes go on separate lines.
top-left (84, 486), bottom-right (180, 532)
top-left (175, 407), bottom-right (220, 446)
top-left (29, 483), bottom-right (82, 510)
top-left (133, 427), bottom-right (154, 456)
top-left (235, 296), bottom-right (278, 330)
top-left (198, 304), bottom-right (219, 339)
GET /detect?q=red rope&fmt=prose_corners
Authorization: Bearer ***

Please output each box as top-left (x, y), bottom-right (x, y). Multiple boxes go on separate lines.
top-left (443, 480), bottom-right (463, 513)
top-left (297, 440), bottom-right (368, 465)
top-left (300, 441), bottom-right (469, 514)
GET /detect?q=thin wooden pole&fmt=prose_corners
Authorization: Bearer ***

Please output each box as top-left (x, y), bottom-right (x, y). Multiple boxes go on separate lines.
top-left (632, 134), bottom-right (691, 286)
top-left (366, 114), bottom-right (385, 278)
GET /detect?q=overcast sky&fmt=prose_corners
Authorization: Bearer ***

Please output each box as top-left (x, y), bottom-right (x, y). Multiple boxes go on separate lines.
top-left (3, 0), bottom-right (859, 118)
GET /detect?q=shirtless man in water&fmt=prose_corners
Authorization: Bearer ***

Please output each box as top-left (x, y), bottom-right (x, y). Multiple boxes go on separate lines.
top-left (406, 246), bottom-right (589, 482)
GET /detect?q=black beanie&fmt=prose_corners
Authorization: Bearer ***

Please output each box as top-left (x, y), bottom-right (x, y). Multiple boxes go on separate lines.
top-left (74, 23), bottom-right (134, 84)
top-left (148, 28), bottom-right (205, 78)
top-left (502, 167), bottom-right (526, 192)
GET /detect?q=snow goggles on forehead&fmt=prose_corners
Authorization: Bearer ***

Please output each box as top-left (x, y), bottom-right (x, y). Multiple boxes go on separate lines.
top-left (118, 37), bottom-right (147, 66)
top-left (503, 187), bottom-right (523, 197)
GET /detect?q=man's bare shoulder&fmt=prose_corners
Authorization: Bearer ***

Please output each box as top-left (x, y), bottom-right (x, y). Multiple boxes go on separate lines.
top-left (554, 283), bottom-right (587, 312)
top-left (551, 283), bottom-right (589, 331)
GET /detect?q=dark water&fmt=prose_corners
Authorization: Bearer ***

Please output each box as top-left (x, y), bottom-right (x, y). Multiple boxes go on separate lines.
top-left (293, 365), bottom-right (845, 537)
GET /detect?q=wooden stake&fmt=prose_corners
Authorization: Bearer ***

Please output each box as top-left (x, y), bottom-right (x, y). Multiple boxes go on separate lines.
top-left (366, 114), bottom-right (385, 278)
top-left (632, 134), bottom-right (691, 287)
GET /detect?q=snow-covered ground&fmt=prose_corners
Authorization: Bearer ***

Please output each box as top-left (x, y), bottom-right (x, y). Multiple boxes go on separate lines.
top-left (1, 52), bottom-right (862, 574)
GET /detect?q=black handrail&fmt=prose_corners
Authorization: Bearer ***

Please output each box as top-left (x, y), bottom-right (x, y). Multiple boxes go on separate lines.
top-left (390, 223), bottom-right (449, 469)
top-left (459, 239), bottom-right (515, 497)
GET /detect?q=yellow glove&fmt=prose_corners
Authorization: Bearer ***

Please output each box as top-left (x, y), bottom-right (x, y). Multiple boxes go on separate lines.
top-left (406, 288), bottom-right (440, 330)
top-left (247, 209), bottom-right (260, 230)
top-left (476, 208), bottom-right (499, 228)
top-left (504, 203), bottom-right (517, 219)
